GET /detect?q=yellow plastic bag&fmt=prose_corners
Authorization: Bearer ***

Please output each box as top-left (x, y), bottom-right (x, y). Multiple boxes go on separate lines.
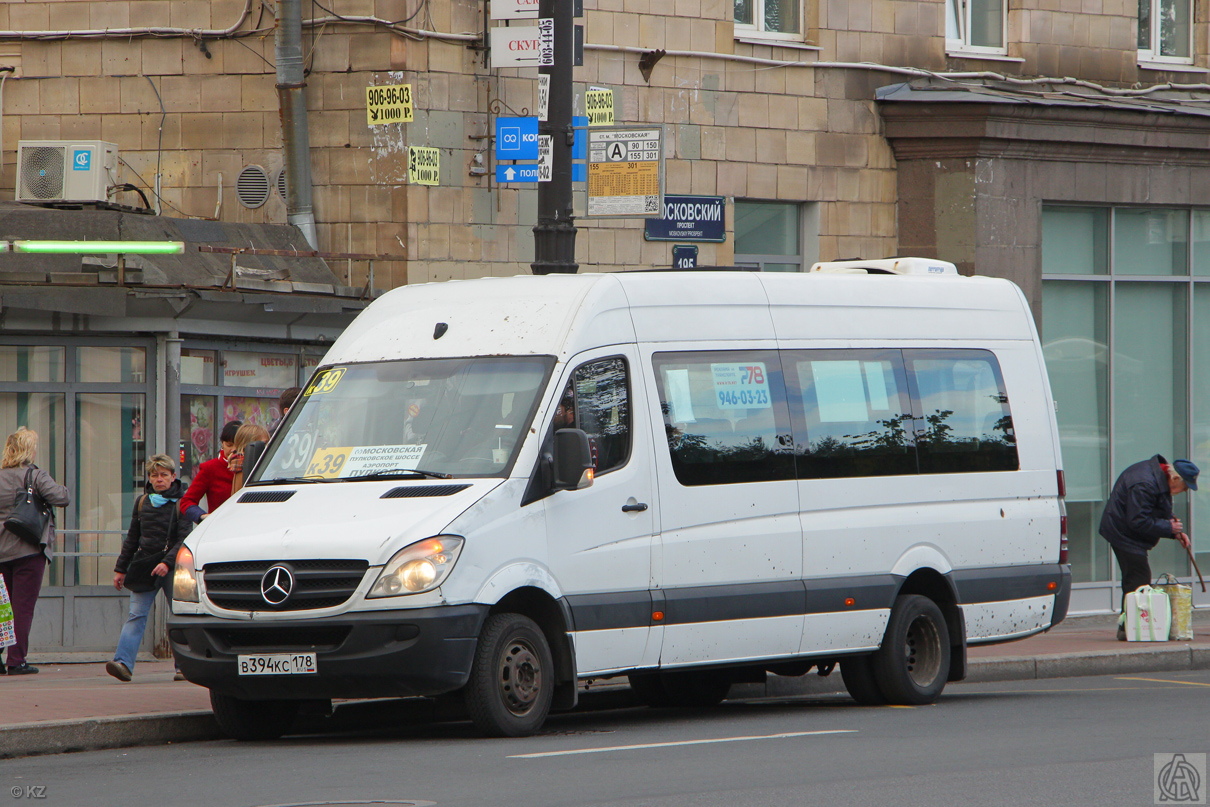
top-left (1154, 573), bottom-right (1193, 641)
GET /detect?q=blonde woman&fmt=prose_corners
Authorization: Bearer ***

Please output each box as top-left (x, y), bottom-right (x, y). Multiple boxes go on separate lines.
top-left (0, 428), bottom-right (70, 675)
top-left (227, 423), bottom-right (271, 494)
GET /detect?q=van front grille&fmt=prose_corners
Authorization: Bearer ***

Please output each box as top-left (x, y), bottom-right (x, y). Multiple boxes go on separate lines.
top-left (206, 625), bottom-right (352, 651)
top-left (203, 559), bottom-right (369, 612)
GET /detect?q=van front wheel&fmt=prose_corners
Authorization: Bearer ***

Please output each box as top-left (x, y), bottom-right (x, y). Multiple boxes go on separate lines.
top-left (872, 594), bottom-right (950, 705)
top-left (209, 691), bottom-right (299, 741)
top-left (465, 613), bottom-right (554, 737)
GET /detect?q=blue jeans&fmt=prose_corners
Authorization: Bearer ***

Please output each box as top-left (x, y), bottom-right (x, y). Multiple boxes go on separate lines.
top-left (113, 574), bottom-right (170, 670)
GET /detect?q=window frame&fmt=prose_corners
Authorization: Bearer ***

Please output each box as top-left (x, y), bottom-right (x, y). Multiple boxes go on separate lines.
top-left (733, 0), bottom-right (806, 43)
top-left (558, 355), bottom-right (633, 478)
top-left (1137, 0), bottom-right (1195, 66)
top-left (945, 0), bottom-right (1008, 57)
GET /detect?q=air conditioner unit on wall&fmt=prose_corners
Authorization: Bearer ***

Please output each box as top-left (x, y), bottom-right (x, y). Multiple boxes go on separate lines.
top-left (16, 140), bottom-right (119, 204)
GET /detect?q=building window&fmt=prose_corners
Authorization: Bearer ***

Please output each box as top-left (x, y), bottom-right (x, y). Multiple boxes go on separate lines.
top-left (1042, 205), bottom-right (1208, 587)
top-left (945, 0), bottom-right (1006, 53)
top-left (1138, 0), bottom-right (1192, 63)
top-left (734, 0), bottom-right (802, 38)
top-left (734, 201), bottom-right (805, 272)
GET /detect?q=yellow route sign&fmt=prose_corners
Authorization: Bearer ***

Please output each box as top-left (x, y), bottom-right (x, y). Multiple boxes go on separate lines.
top-left (586, 127), bottom-right (664, 218)
top-left (366, 84), bottom-right (414, 126)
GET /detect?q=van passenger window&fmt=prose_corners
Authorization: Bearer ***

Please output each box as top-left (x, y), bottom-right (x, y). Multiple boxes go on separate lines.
top-left (905, 349), bottom-right (1018, 473)
top-left (786, 350), bottom-right (917, 478)
top-left (652, 351), bottom-right (794, 485)
top-left (559, 357), bottom-right (630, 475)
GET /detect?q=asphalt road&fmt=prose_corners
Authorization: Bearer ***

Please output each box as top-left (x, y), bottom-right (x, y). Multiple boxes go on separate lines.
top-left (5, 670), bottom-right (1209, 807)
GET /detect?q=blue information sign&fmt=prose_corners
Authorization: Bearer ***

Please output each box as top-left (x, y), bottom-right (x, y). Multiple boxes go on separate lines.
top-left (495, 117), bottom-right (539, 161)
top-left (496, 164), bottom-right (541, 183)
top-left (645, 195), bottom-right (726, 242)
top-left (672, 245), bottom-right (698, 269)
top-left (572, 116), bottom-right (587, 159)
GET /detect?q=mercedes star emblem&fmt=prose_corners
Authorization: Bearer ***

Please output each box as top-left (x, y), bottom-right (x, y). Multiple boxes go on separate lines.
top-left (260, 565), bottom-right (295, 606)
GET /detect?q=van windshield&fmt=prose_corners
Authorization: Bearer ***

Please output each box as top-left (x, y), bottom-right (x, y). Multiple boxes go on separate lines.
top-left (249, 356), bottom-right (555, 483)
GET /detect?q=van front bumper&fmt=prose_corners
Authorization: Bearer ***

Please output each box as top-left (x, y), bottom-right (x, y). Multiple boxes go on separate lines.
top-left (168, 604), bottom-right (489, 701)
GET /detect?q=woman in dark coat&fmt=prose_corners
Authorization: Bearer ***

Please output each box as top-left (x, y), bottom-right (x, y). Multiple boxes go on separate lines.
top-left (0, 428), bottom-right (71, 675)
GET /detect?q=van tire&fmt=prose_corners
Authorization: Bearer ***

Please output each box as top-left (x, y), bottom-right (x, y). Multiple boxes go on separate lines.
top-left (209, 691), bottom-right (299, 741)
top-left (629, 670), bottom-right (731, 708)
top-left (840, 655), bottom-right (887, 705)
top-left (872, 594), bottom-right (951, 705)
top-left (465, 613), bottom-right (554, 737)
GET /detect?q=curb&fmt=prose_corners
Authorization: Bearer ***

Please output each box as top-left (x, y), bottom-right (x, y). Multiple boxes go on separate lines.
top-left (4, 647), bottom-right (1209, 760)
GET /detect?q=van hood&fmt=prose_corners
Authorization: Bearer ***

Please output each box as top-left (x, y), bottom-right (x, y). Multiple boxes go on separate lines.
top-left (186, 480), bottom-right (501, 568)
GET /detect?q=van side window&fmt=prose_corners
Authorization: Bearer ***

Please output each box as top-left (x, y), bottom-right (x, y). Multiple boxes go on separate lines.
top-left (904, 349), bottom-right (1018, 473)
top-left (652, 350), bottom-right (794, 485)
top-left (561, 357), bottom-right (630, 475)
top-left (785, 350), bottom-right (917, 479)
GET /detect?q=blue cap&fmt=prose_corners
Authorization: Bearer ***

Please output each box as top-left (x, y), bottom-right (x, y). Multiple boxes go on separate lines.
top-left (1174, 459), bottom-right (1199, 491)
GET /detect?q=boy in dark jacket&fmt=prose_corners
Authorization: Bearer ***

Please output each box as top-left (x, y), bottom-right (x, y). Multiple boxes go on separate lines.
top-left (106, 454), bottom-right (193, 681)
top-left (1100, 454), bottom-right (1198, 640)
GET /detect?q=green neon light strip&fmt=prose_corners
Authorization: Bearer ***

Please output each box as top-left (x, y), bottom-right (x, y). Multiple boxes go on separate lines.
top-left (11, 240), bottom-right (186, 255)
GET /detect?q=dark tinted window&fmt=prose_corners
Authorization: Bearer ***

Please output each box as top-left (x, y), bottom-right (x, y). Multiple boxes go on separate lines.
top-left (652, 350), bottom-right (794, 485)
top-left (786, 350), bottom-right (916, 478)
top-left (558, 357), bottom-right (630, 475)
top-left (905, 349), bottom-right (1018, 473)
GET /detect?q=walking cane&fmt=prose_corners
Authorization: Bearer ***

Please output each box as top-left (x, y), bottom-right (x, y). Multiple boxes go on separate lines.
top-left (1179, 534), bottom-right (1206, 593)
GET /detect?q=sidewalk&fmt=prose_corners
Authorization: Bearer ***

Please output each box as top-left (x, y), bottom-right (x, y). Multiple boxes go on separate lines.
top-left (3, 611), bottom-right (1209, 759)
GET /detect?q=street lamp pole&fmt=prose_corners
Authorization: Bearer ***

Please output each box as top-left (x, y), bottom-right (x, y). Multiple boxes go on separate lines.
top-left (531, 0), bottom-right (578, 274)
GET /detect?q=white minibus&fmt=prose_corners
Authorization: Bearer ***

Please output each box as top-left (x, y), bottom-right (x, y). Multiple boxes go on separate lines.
top-left (169, 263), bottom-right (1071, 739)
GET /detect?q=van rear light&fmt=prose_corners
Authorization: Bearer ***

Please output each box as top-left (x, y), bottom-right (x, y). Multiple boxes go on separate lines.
top-left (1059, 515), bottom-right (1069, 564)
top-left (1057, 470), bottom-right (1066, 499)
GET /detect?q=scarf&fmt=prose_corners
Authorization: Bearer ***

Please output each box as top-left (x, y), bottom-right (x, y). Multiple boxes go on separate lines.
top-left (148, 493), bottom-right (178, 508)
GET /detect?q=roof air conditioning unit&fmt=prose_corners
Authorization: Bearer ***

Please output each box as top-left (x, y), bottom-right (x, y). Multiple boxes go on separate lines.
top-left (16, 140), bottom-right (119, 204)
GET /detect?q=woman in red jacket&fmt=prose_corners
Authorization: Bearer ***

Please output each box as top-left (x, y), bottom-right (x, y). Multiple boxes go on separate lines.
top-left (179, 420), bottom-right (241, 524)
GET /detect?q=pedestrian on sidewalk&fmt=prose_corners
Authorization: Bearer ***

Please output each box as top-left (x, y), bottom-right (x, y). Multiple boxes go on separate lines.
top-left (0, 428), bottom-right (70, 676)
top-left (1099, 454), bottom-right (1198, 640)
top-left (227, 423), bottom-right (271, 494)
top-left (107, 454), bottom-right (192, 682)
top-left (179, 420), bottom-right (241, 524)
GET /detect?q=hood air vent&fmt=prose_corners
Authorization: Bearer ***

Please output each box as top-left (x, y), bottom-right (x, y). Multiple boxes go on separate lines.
top-left (381, 484), bottom-right (471, 499)
top-left (239, 490), bottom-right (297, 503)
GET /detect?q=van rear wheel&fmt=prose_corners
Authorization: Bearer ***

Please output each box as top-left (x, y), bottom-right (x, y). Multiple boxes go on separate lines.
top-left (464, 613), bottom-right (554, 737)
top-left (872, 594), bottom-right (950, 705)
top-left (209, 691), bottom-right (299, 741)
top-left (840, 654), bottom-right (887, 705)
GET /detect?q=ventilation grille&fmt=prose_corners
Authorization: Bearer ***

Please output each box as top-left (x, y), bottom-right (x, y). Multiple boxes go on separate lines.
top-left (205, 625), bottom-right (352, 651)
top-left (275, 167), bottom-right (288, 201)
top-left (236, 164), bottom-right (270, 209)
top-left (238, 490), bottom-right (297, 503)
top-left (381, 484), bottom-right (472, 499)
top-left (203, 559), bottom-right (369, 612)
top-left (20, 146), bottom-right (65, 200)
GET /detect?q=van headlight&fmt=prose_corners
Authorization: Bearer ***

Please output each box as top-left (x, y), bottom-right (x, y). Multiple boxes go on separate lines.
top-left (368, 535), bottom-right (464, 598)
top-left (173, 545), bottom-right (199, 603)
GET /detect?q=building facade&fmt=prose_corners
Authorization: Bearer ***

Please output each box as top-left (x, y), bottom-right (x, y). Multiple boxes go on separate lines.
top-left (1, 0), bottom-right (1208, 650)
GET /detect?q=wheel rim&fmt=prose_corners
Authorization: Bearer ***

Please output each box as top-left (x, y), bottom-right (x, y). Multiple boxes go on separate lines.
top-left (498, 637), bottom-right (542, 716)
top-left (903, 615), bottom-right (942, 688)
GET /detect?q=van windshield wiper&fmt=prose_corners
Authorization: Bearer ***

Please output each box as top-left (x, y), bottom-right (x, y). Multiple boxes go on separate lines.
top-left (352, 467), bottom-right (454, 481)
top-left (248, 475), bottom-right (338, 486)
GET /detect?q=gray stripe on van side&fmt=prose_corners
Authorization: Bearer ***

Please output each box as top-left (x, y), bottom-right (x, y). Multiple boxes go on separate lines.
top-left (950, 564), bottom-right (1066, 604)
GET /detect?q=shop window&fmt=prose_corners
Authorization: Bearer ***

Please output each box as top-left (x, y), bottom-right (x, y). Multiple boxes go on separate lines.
top-left (223, 395), bottom-right (281, 431)
top-left (0, 346), bottom-right (65, 382)
top-left (734, 201), bottom-right (805, 272)
top-left (1138, 0), bottom-right (1192, 63)
top-left (734, 0), bottom-right (802, 38)
top-left (182, 395), bottom-right (218, 478)
top-left (946, 0), bottom-right (1006, 54)
top-left (77, 346), bottom-right (146, 383)
top-left (181, 349), bottom-right (216, 385)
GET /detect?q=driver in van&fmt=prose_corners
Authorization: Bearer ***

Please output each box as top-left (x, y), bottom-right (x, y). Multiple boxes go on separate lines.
top-left (1099, 455), bottom-right (1198, 640)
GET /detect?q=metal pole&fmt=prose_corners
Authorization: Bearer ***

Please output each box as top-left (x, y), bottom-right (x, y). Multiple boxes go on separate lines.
top-left (531, 0), bottom-right (577, 274)
top-left (276, 0), bottom-right (319, 249)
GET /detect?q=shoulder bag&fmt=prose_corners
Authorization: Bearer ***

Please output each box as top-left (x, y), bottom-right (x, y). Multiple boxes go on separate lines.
top-left (3, 467), bottom-right (51, 546)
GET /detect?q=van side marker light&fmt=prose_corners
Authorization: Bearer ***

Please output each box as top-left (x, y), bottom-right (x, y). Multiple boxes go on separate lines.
top-left (1048, 581), bottom-right (1057, 591)
top-left (844, 597), bottom-right (856, 607)
top-left (434, 322), bottom-right (448, 339)
top-left (651, 611), bottom-right (665, 621)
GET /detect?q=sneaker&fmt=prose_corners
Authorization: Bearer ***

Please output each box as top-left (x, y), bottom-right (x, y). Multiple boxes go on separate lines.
top-left (105, 660), bottom-right (132, 682)
top-left (1117, 624), bottom-right (1127, 641)
top-left (6, 663), bottom-right (39, 675)
top-left (173, 670), bottom-right (186, 682)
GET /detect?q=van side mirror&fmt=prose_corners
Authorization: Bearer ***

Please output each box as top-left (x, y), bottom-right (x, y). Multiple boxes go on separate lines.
top-left (243, 440), bottom-right (267, 479)
top-left (553, 429), bottom-right (594, 491)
